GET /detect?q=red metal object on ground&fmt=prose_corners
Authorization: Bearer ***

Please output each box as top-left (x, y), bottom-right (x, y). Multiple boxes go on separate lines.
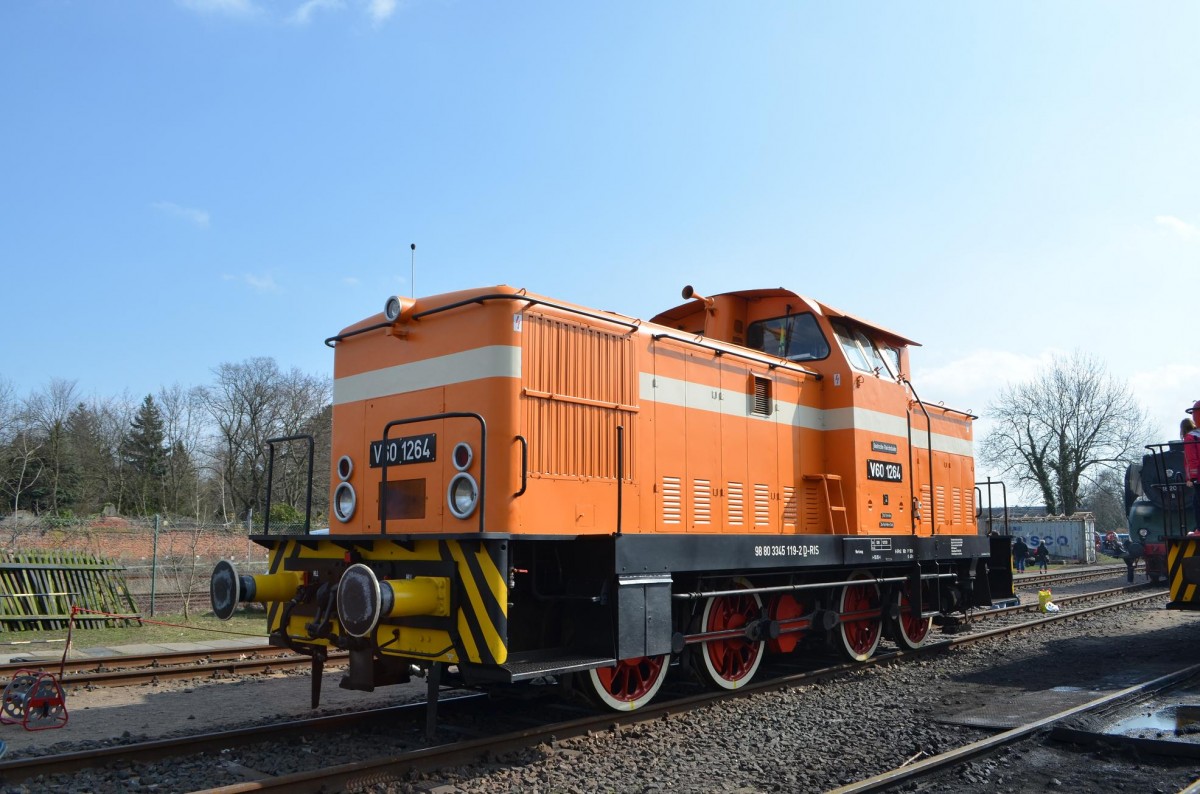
top-left (0, 669), bottom-right (68, 731)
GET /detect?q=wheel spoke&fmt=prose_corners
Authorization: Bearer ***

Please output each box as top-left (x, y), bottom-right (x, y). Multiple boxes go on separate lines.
top-left (894, 583), bottom-right (932, 649)
top-left (838, 571), bottom-right (882, 661)
top-left (586, 655), bottom-right (669, 711)
top-left (696, 583), bottom-right (764, 689)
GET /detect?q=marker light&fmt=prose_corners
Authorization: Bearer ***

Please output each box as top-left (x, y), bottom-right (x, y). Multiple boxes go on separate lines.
top-left (452, 442), bottom-right (473, 472)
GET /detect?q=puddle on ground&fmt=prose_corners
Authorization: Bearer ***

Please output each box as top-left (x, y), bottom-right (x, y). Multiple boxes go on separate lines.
top-left (1108, 704), bottom-right (1200, 738)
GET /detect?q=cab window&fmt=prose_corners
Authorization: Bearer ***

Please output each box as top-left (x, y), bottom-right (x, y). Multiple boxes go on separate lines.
top-left (746, 313), bottom-right (830, 362)
top-left (832, 321), bottom-right (899, 379)
top-left (832, 322), bottom-right (871, 371)
top-left (880, 344), bottom-right (901, 377)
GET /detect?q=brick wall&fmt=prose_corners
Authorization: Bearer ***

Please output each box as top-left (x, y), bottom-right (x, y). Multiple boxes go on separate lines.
top-left (0, 521), bottom-right (269, 567)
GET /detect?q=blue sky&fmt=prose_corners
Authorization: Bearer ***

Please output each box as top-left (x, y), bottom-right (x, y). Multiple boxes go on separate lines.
top-left (2, 1), bottom-right (1198, 496)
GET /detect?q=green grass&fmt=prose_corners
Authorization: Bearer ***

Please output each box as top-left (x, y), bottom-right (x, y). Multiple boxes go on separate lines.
top-left (0, 610), bottom-right (268, 650)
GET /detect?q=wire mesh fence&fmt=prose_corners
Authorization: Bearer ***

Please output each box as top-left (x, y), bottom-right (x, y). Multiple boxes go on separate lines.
top-left (0, 515), bottom-right (274, 622)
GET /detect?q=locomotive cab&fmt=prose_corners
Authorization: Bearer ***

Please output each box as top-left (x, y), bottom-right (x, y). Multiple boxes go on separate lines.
top-left (1128, 442), bottom-right (1191, 588)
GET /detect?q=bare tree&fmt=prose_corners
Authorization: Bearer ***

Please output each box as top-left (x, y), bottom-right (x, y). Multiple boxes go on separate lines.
top-left (197, 358), bottom-right (331, 521)
top-left (1080, 467), bottom-right (1128, 535)
top-left (0, 377), bottom-right (17, 443)
top-left (23, 379), bottom-right (79, 514)
top-left (981, 351), bottom-right (1151, 516)
top-left (96, 396), bottom-right (136, 515)
top-left (160, 527), bottom-right (209, 619)
top-left (0, 431), bottom-right (44, 514)
top-left (0, 377), bottom-right (22, 515)
top-left (271, 370), bottom-right (331, 527)
top-left (158, 384), bottom-right (205, 517)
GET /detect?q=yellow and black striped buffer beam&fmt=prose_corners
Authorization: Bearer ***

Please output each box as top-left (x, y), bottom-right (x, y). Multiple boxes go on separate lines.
top-left (257, 536), bottom-right (509, 664)
top-left (1167, 538), bottom-right (1200, 609)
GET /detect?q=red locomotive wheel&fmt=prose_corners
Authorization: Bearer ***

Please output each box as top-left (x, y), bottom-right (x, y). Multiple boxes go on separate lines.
top-left (585, 655), bottom-right (669, 711)
top-left (696, 583), bottom-right (764, 689)
top-left (838, 571), bottom-right (882, 661)
top-left (766, 593), bottom-right (807, 654)
top-left (893, 582), bottom-right (932, 650)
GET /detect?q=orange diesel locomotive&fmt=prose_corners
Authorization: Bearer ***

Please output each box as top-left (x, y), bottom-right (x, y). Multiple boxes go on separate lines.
top-left (211, 284), bottom-right (999, 711)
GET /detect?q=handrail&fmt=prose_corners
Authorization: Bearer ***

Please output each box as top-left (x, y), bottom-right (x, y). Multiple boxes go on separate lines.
top-left (650, 333), bottom-right (823, 380)
top-left (976, 478), bottom-right (1010, 536)
top-left (927, 404), bottom-right (978, 420)
top-left (903, 378), bottom-right (936, 534)
top-left (263, 434), bottom-right (315, 536)
top-left (616, 425), bottom-right (624, 535)
top-left (514, 435), bottom-right (528, 497)
top-left (325, 292), bottom-right (642, 347)
top-left (379, 412), bottom-right (487, 535)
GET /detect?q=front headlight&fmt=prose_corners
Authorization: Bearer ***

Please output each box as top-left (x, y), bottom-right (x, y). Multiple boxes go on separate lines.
top-left (334, 482), bottom-right (357, 522)
top-left (447, 473), bottom-right (479, 519)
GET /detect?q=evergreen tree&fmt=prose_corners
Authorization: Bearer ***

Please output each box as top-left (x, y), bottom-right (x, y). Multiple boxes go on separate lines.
top-left (65, 402), bottom-right (120, 515)
top-left (124, 395), bottom-right (168, 515)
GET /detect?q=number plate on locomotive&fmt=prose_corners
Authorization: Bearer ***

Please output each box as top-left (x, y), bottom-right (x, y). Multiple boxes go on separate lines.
top-left (866, 459), bottom-right (903, 482)
top-left (370, 433), bottom-right (436, 467)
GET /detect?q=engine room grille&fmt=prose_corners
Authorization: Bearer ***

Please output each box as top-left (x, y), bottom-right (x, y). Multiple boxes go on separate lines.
top-left (692, 478), bottom-right (712, 526)
top-left (727, 481), bottom-right (745, 527)
top-left (522, 312), bottom-right (636, 479)
top-left (754, 483), bottom-right (770, 526)
top-left (782, 486), bottom-right (797, 527)
top-left (661, 476), bottom-right (682, 525)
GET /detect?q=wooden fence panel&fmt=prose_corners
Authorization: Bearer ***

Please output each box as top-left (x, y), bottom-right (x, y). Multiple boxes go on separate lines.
top-left (0, 552), bottom-right (140, 631)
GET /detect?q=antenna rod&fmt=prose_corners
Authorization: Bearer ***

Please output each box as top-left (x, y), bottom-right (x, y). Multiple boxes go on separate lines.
top-left (410, 243), bottom-right (416, 296)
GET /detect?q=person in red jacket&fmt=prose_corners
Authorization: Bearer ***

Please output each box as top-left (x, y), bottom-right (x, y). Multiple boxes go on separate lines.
top-left (1186, 401), bottom-right (1200, 532)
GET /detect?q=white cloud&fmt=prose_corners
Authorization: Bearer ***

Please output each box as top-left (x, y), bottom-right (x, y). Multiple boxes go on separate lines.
top-left (1155, 215), bottom-right (1199, 240)
top-left (153, 201), bottom-right (211, 229)
top-left (913, 348), bottom-right (1060, 417)
top-left (364, 0), bottom-right (397, 24)
top-left (179, 0), bottom-right (394, 25)
top-left (911, 348), bottom-right (1063, 495)
top-left (223, 273), bottom-right (279, 292)
top-left (343, 276), bottom-right (361, 286)
top-left (1130, 363), bottom-right (1200, 440)
top-left (289, 0), bottom-right (344, 25)
top-left (177, 0), bottom-right (259, 15)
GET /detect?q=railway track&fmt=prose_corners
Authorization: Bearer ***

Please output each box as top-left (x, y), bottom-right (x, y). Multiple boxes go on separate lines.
top-left (0, 578), bottom-right (1145, 687)
top-left (0, 565), bottom-right (1133, 692)
top-left (1015, 563), bottom-right (1134, 589)
top-left (826, 662), bottom-right (1200, 793)
top-left (0, 588), bottom-right (1169, 792)
top-left (970, 581), bottom-right (1158, 623)
top-left (0, 646), bottom-right (346, 689)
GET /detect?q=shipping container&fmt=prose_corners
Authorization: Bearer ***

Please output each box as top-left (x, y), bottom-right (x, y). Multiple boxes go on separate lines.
top-left (1006, 515), bottom-right (1097, 564)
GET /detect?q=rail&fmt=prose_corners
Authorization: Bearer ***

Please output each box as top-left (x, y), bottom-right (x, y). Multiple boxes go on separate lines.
top-left (650, 332), bottom-right (823, 379)
top-left (324, 291), bottom-right (643, 347)
top-left (261, 434), bottom-right (315, 536)
top-left (380, 412), bottom-right (487, 534)
top-left (0, 591), bottom-right (1165, 790)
